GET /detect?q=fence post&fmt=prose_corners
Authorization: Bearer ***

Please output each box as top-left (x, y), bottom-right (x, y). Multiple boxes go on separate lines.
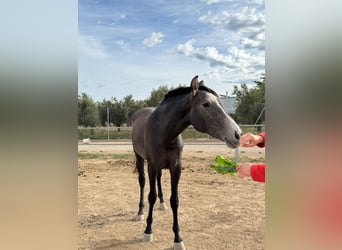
top-left (235, 148), bottom-right (239, 164)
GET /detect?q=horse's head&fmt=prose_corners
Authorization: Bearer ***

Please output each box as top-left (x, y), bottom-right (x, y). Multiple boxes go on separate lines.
top-left (189, 76), bottom-right (241, 148)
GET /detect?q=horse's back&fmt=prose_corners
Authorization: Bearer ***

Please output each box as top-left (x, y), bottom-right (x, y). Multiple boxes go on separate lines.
top-left (131, 107), bottom-right (154, 159)
top-left (131, 107), bottom-right (154, 123)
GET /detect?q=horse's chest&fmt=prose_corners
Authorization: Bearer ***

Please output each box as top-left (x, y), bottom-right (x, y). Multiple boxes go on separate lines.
top-left (146, 146), bottom-right (181, 168)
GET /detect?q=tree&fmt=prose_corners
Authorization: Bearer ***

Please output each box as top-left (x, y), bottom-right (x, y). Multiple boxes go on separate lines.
top-left (96, 96), bottom-right (146, 127)
top-left (97, 99), bottom-right (113, 126)
top-left (78, 84), bottom-right (171, 127)
top-left (121, 95), bottom-right (135, 126)
top-left (121, 95), bottom-right (149, 126)
top-left (78, 93), bottom-right (100, 127)
top-left (145, 85), bottom-right (170, 107)
top-left (111, 98), bottom-right (126, 127)
top-left (233, 75), bottom-right (265, 125)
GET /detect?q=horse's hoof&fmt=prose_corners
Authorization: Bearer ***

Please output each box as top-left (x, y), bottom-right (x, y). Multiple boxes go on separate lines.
top-left (143, 233), bottom-right (153, 242)
top-left (174, 241), bottom-right (186, 250)
top-left (160, 202), bottom-right (167, 210)
top-left (136, 214), bottom-right (144, 221)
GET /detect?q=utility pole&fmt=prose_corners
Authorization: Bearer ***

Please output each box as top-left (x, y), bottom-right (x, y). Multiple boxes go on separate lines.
top-left (107, 107), bottom-right (110, 141)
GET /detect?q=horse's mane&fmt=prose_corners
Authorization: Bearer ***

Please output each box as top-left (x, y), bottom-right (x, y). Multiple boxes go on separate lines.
top-left (160, 85), bottom-right (219, 104)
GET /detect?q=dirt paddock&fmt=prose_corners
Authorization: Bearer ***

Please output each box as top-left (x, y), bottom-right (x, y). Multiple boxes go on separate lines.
top-left (78, 141), bottom-right (265, 250)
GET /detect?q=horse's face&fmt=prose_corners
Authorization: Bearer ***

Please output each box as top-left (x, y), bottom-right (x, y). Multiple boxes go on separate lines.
top-left (190, 90), bottom-right (241, 148)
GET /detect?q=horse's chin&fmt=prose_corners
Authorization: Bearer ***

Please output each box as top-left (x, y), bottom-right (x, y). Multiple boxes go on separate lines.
top-left (224, 137), bottom-right (240, 149)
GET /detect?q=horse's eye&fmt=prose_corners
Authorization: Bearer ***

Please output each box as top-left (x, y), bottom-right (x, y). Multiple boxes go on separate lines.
top-left (202, 102), bottom-right (210, 107)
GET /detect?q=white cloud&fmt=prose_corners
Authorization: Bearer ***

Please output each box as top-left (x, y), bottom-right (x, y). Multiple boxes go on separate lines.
top-left (176, 39), bottom-right (195, 55)
top-left (203, 68), bottom-right (246, 83)
top-left (79, 34), bottom-right (110, 58)
top-left (142, 32), bottom-right (165, 47)
top-left (228, 46), bottom-right (264, 70)
top-left (177, 40), bottom-right (230, 68)
top-left (177, 40), bottom-right (237, 68)
top-left (200, 0), bottom-right (235, 5)
top-left (201, 0), bottom-right (264, 5)
top-left (199, 7), bottom-right (264, 31)
top-left (247, 0), bottom-right (264, 5)
top-left (177, 40), bottom-right (264, 74)
top-left (240, 26), bottom-right (265, 50)
top-left (198, 47), bottom-right (236, 68)
top-left (199, 7), bottom-right (265, 50)
top-left (177, 40), bottom-right (244, 70)
top-left (240, 36), bottom-right (264, 49)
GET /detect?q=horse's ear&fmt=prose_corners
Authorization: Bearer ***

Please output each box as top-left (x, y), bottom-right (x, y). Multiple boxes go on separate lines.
top-left (199, 80), bottom-right (204, 86)
top-left (191, 75), bottom-right (199, 96)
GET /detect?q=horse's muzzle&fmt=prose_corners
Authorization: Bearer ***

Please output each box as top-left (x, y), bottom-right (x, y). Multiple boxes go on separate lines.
top-left (224, 137), bottom-right (240, 149)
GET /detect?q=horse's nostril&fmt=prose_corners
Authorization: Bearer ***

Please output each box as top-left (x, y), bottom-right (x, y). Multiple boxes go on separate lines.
top-left (234, 131), bottom-right (240, 140)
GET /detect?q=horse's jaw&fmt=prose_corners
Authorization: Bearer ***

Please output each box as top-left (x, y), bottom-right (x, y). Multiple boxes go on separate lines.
top-left (224, 137), bottom-right (240, 149)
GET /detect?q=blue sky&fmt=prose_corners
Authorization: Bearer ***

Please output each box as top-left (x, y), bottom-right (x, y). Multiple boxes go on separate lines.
top-left (79, 0), bottom-right (265, 101)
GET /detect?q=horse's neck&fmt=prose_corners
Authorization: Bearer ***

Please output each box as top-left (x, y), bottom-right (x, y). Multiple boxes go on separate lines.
top-left (157, 97), bottom-right (191, 143)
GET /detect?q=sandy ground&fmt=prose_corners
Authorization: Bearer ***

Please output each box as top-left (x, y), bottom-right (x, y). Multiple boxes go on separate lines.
top-left (78, 141), bottom-right (265, 250)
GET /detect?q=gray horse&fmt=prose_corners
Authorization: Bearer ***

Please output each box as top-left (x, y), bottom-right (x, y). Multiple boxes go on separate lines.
top-left (131, 75), bottom-right (241, 250)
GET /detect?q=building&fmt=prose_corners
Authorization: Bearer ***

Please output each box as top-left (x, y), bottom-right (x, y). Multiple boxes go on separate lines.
top-left (219, 93), bottom-right (237, 114)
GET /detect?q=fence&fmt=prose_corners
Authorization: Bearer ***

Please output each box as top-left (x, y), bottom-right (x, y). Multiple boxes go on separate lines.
top-left (78, 124), bottom-right (265, 141)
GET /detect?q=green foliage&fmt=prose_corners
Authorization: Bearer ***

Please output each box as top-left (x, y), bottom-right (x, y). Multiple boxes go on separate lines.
top-left (97, 99), bottom-right (113, 126)
top-left (145, 85), bottom-right (170, 107)
top-left (96, 96), bottom-right (146, 127)
top-left (233, 75), bottom-right (265, 124)
top-left (122, 95), bottom-right (138, 126)
top-left (210, 155), bottom-right (237, 176)
top-left (78, 93), bottom-right (100, 127)
top-left (79, 84), bottom-right (172, 127)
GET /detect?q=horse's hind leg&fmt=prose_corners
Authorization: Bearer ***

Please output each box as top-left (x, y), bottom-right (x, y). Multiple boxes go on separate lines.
top-left (170, 163), bottom-right (185, 250)
top-left (157, 170), bottom-right (167, 210)
top-left (135, 153), bottom-right (145, 221)
top-left (143, 163), bottom-right (158, 242)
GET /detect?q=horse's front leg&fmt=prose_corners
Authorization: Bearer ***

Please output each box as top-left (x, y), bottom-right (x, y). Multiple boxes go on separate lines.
top-left (170, 163), bottom-right (185, 250)
top-left (157, 170), bottom-right (167, 210)
top-left (135, 153), bottom-right (145, 221)
top-left (143, 163), bottom-right (158, 242)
